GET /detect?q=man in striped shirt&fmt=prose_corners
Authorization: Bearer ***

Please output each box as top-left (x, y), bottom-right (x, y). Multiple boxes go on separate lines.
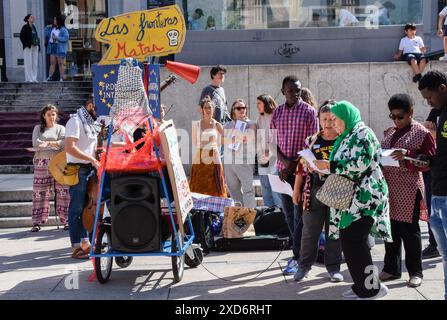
top-left (271, 75), bottom-right (319, 275)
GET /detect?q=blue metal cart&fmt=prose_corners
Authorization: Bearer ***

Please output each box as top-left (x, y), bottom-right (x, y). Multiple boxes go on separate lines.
top-left (88, 64), bottom-right (202, 284)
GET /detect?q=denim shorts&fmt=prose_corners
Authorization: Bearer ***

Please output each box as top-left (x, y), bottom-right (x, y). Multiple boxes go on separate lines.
top-left (48, 43), bottom-right (66, 58)
top-left (48, 43), bottom-right (57, 55)
top-left (402, 53), bottom-right (428, 65)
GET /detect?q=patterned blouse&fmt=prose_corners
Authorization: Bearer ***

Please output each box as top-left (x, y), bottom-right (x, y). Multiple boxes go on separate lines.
top-left (328, 123), bottom-right (392, 242)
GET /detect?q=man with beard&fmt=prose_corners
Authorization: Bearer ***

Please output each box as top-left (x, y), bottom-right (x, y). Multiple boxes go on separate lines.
top-left (65, 94), bottom-right (101, 259)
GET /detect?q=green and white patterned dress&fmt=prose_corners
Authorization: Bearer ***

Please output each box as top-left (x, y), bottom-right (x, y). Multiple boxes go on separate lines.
top-left (328, 123), bottom-right (392, 242)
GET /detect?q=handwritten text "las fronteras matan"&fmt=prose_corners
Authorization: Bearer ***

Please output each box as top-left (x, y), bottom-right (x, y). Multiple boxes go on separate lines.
top-left (99, 12), bottom-right (179, 42)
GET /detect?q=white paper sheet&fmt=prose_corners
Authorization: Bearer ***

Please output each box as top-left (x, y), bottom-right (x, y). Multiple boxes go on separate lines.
top-left (298, 149), bottom-right (330, 174)
top-left (268, 174), bottom-right (294, 197)
top-left (228, 120), bottom-right (247, 151)
top-left (381, 149), bottom-right (400, 167)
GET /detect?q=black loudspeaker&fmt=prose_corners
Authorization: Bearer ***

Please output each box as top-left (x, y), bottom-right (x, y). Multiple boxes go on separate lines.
top-left (111, 175), bottom-right (161, 253)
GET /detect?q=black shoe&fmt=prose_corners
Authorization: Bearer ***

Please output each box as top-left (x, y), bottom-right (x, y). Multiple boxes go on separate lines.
top-left (422, 245), bottom-right (441, 259)
top-left (412, 74), bottom-right (421, 83)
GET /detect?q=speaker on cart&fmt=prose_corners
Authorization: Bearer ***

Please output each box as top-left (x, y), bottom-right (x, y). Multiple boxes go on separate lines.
top-left (111, 175), bottom-right (161, 253)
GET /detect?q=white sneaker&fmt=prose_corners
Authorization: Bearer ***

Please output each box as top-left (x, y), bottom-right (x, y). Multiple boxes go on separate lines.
top-left (439, 55), bottom-right (447, 61)
top-left (59, 78), bottom-right (64, 82)
top-left (329, 271), bottom-right (344, 283)
top-left (408, 276), bottom-right (423, 288)
top-left (356, 283), bottom-right (389, 300)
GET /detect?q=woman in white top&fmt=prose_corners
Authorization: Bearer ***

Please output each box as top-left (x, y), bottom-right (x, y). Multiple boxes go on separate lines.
top-left (223, 99), bottom-right (257, 208)
top-left (256, 94), bottom-right (281, 207)
top-left (31, 105), bottom-right (70, 232)
top-left (190, 96), bottom-right (226, 197)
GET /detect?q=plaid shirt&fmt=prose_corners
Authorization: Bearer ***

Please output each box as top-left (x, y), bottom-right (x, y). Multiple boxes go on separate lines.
top-left (270, 99), bottom-right (319, 172)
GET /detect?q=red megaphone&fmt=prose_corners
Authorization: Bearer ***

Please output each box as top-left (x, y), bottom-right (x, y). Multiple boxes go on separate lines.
top-left (165, 61), bottom-right (201, 84)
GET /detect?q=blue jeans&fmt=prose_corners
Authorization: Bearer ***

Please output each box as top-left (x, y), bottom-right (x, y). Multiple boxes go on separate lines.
top-left (68, 166), bottom-right (94, 246)
top-left (259, 174), bottom-right (281, 207)
top-left (431, 196), bottom-right (447, 300)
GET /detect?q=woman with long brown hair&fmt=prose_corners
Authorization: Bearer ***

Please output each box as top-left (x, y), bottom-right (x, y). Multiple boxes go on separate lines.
top-left (256, 94), bottom-right (281, 207)
top-left (31, 104), bottom-right (70, 231)
top-left (190, 96), bottom-right (226, 197)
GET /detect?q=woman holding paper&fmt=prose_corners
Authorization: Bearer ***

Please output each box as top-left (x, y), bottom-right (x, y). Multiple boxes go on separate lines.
top-left (223, 99), bottom-right (257, 208)
top-left (190, 96), bottom-right (226, 197)
top-left (379, 94), bottom-right (436, 288)
top-left (292, 100), bottom-right (344, 283)
top-left (314, 101), bottom-right (392, 300)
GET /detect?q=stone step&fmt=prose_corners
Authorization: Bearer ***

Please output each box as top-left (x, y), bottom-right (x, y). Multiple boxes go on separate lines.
top-left (0, 190), bottom-right (33, 202)
top-left (0, 216), bottom-right (60, 228)
top-left (0, 81), bottom-right (92, 87)
top-left (0, 93), bottom-right (92, 101)
top-left (0, 202), bottom-right (55, 218)
top-left (0, 166), bottom-right (34, 174)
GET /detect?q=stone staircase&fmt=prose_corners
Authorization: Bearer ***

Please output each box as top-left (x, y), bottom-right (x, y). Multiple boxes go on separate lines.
top-left (0, 176), bottom-right (265, 229)
top-left (0, 81), bottom-right (92, 168)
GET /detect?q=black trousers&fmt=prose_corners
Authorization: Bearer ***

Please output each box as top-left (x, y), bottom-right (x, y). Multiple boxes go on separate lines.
top-left (383, 191), bottom-right (423, 278)
top-left (299, 185), bottom-right (342, 273)
top-left (340, 216), bottom-right (380, 298)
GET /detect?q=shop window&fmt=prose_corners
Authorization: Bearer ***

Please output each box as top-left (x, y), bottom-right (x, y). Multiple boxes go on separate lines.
top-left (59, 0), bottom-right (108, 79)
top-left (177, 0), bottom-right (423, 31)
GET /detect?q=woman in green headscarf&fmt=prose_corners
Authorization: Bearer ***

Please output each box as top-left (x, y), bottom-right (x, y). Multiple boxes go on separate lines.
top-left (314, 101), bottom-right (392, 300)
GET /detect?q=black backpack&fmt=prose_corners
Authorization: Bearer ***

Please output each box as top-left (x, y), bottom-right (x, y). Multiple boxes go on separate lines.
top-left (253, 206), bottom-right (290, 238)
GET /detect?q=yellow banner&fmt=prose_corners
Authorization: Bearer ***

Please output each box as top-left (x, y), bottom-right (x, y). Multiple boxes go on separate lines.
top-left (95, 5), bottom-right (186, 65)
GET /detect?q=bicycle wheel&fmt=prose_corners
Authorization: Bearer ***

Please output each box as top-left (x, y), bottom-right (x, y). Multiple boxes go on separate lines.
top-left (171, 229), bottom-right (184, 283)
top-left (94, 227), bottom-right (113, 284)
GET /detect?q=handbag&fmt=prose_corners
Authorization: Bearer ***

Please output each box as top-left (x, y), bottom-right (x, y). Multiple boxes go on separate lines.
top-left (223, 204), bottom-right (257, 239)
top-left (315, 174), bottom-right (356, 210)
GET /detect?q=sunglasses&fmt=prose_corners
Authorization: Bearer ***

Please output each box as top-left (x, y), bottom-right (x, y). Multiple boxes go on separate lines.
top-left (235, 107), bottom-right (246, 111)
top-left (389, 113), bottom-right (405, 120)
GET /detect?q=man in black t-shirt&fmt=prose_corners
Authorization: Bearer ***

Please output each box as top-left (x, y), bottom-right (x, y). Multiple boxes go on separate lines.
top-left (419, 71), bottom-right (447, 300)
top-left (422, 108), bottom-right (442, 259)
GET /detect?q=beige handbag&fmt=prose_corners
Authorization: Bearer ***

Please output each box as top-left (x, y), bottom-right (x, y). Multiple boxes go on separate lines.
top-left (223, 204), bottom-right (257, 238)
top-left (316, 174), bottom-right (356, 210)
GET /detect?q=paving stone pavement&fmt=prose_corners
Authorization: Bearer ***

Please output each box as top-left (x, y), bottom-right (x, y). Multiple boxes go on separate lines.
top-left (0, 223), bottom-right (444, 300)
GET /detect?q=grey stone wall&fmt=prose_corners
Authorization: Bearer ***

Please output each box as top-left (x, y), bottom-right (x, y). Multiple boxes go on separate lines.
top-left (161, 61), bottom-right (446, 167)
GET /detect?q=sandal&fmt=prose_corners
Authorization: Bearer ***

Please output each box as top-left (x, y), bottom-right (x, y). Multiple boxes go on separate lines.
top-left (30, 224), bottom-right (41, 232)
top-left (71, 247), bottom-right (89, 259)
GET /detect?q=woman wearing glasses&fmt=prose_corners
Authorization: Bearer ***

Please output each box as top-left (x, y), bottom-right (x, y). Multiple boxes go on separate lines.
top-left (380, 94), bottom-right (436, 288)
top-left (222, 99), bottom-right (257, 208)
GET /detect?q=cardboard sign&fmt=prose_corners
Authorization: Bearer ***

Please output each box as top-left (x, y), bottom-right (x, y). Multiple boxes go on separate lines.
top-left (159, 120), bottom-right (193, 226)
top-left (95, 5), bottom-right (186, 65)
top-left (147, 64), bottom-right (161, 119)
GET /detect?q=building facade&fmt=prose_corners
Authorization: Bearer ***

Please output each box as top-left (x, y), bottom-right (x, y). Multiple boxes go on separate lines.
top-left (1, 0), bottom-right (444, 81)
